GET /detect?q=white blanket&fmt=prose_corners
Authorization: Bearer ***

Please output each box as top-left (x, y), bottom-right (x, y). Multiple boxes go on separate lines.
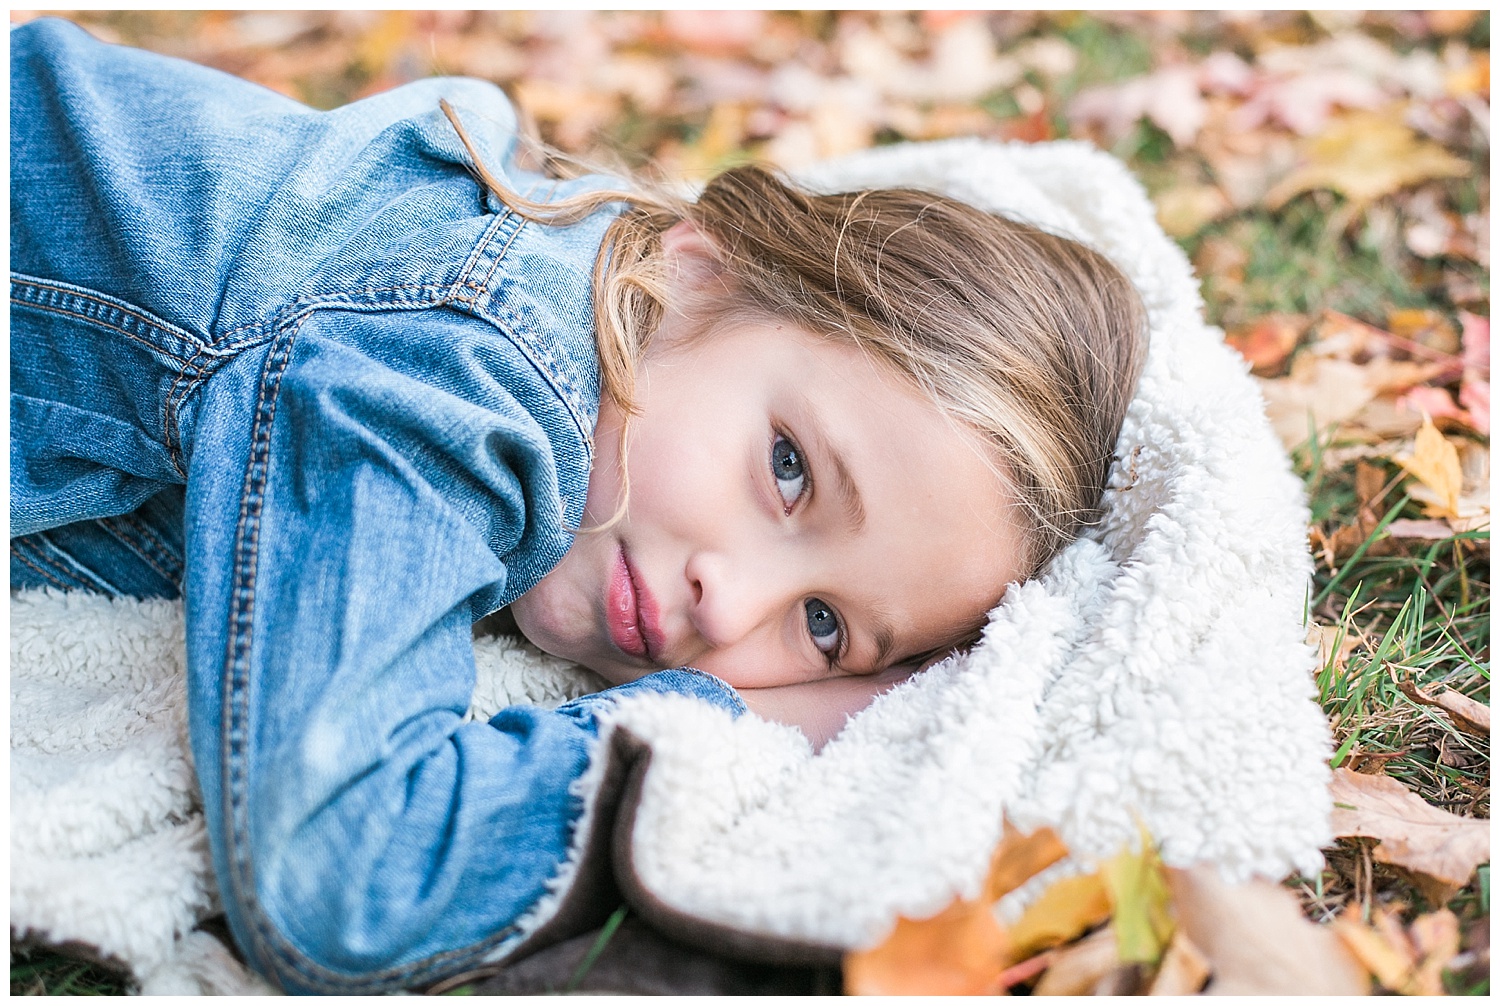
top-left (9, 138), bottom-right (1332, 992)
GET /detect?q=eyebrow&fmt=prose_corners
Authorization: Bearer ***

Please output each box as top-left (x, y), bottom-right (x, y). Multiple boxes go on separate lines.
top-left (803, 422), bottom-right (866, 533)
top-left (870, 617), bottom-right (896, 670)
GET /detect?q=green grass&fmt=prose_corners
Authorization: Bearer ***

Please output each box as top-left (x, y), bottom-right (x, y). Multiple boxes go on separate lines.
top-left (1289, 436), bottom-right (1490, 983)
top-left (9, 947), bottom-right (129, 996)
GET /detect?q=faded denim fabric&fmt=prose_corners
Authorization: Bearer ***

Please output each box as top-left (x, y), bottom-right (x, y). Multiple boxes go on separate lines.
top-left (10, 19), bottom-right (744, 993)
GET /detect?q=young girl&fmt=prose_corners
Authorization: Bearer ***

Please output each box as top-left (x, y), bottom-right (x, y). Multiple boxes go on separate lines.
top-left (10, 18), bottom-right (1146, 994)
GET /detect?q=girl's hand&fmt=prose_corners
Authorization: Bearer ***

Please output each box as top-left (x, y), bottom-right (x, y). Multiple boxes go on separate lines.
top-left (734, 663), bottom-right (918, 750)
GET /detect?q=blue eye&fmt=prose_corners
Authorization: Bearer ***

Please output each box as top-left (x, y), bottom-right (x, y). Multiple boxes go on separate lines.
top-left (771, 435), bottom-right (807, 510)
top-left (804, 598), bottom-right (841, 655)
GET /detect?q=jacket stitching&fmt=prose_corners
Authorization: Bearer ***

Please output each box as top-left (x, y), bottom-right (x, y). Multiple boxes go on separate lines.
top-left (10, 275), bottom-right (210, 356)
top-left (10, 542), bottom-right (75, 591)
top-left (10, 296), bottom-right (208, 370)
top-left (11, 536), bottom-right (121, 596)
top-left (220, 318), bottom-right (301, 980)
top-left (98, 514), bottom-right (182, 585)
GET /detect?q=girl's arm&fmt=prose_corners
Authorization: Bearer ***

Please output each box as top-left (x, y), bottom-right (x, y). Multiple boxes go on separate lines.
top-left (735, 664), bottom-right (918, 750)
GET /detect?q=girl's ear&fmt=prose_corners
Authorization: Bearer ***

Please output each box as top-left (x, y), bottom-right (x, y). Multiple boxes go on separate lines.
top-left (660, 220), bottom-right (726, 295)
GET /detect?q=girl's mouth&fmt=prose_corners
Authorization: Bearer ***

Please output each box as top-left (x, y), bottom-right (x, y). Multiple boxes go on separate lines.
top-left (606, 545), bottom-right (664, 664)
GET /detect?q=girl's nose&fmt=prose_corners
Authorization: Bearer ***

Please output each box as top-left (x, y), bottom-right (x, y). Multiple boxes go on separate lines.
top-left (682, 548), bottom-right (788, 651)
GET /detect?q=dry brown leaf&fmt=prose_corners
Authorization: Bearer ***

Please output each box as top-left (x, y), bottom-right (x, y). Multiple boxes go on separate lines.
top-left (1008, 871), bottom-right (1112, 958)
top-left (843, 896), bottom-right (1011, 995)
top-left (1258, 356), bottom-right (1378, 449)
top-left (983, 821), bottom-right (1070, 903)
top-left (1145, 930), bottom-right (1212, 995)
top-left (1165, 865), bottom-right (1370, 994)
top-left (1306, 622), bottom-right (1361, 675)
top-left (1385, 517), bottom-right (1459, 540)
top-left (1266, 111), bottom-right (1470, 208)
top-left (1397, 680), bottom-right (1491, 737)
top-left (1031, 924), bottom-right (1119, 996)
top-left (1396, 415), bottom-right (1464, 516)
top-left (1328, 767), bottom-right (1492, 904)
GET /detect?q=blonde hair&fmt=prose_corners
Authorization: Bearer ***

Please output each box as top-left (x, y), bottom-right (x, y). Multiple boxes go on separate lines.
top-left (443, 102), bottom-right (1148, 579)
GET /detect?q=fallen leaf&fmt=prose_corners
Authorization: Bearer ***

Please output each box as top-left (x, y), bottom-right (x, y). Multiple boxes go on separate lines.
top-left (1387, 308), bottom-right (1461, 356)
top-left (1384, 518), bottom-right (1458, 540)
top-left (1397, 680), bottom-right (1491, 738)
top-left (1154, 183), bottom-right (1232, 238)
top-left (1166, 866), bottom-right (1370, 994)
top-left (1144, 929), bottom-right (1211, 995)
top-left (1395, 385), bottom-right (1471, 428)
top-left (1396, 414), bottom-right (1464, 516)
top-left (660, 10), bottom-right (765, 55)
top-left (1258, 356), bottom-right (1378, 449)
top-left (1427, 10), bottom-right (1482, 35)
top-left (1459, 376), bottom-right (1489, 433)
top-left (993, 949), bottom-right (1055, 991)
top-left (1306, 622), bottom-right (1361, 675)
top-left (1226, 314), bottom-right (1303, 374)
top-left (1328, 767), bottom-right (1492, 904)
top-left (1231, 68), bottom-right (1387, 137)
top-left (1031, 924), bottom-right (1119, 995)
top-left (843, 896), bottom-right (1011, 995)
top-left (1459, 311), bottom-right (1489, 372)
top-left (1266, 111), bottom-right (1470, 208)
top-left (1333, 905), bottom-right (1459, 995)
top-left (1009, 872), bottom-right (1112, 958)
top-left (1069, 65), bottom-right (1207, 147)
top-left (1408, 909), bottom-right (1462, 994)
top-left (1331, 908), bottom-right (1418, 991)
top-left (983, 821), bottom-right (1070, 903)
top-left (1100, 828), bottom-right (1173, 965)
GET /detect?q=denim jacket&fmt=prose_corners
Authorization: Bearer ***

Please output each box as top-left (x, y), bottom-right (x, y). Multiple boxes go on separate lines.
top-left (10, 18), bottom-right (743, 993)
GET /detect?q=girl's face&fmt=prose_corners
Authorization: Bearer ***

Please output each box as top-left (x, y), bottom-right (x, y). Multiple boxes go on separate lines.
top-left (510, 314), bottom-right (1027, 691)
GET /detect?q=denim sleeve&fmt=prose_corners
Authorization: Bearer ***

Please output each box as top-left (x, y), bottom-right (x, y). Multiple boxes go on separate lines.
top-left (179, 307), bottom-right (743, 993)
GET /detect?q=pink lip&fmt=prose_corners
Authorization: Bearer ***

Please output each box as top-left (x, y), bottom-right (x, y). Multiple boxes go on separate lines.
top-left (606, 546), bottom-right (666, 664)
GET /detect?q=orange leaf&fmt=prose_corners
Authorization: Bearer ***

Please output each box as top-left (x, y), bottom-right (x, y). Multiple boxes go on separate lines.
top-left (1331, 911), bottom-right (1416, 991)
top-left (983, 821), bottom-right (1070, 903)
top-left (1225, 314), bottom-right (1303, 375)
top-left (844, 897), bottom-right (1012, 995)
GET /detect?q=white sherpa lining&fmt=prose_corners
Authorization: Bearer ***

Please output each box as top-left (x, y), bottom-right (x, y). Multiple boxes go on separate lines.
top-left (9, 138), bottom-right (1331, 992)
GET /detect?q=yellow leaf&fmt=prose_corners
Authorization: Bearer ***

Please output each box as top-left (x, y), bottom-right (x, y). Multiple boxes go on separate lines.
top-left (1009, 872), bottom-right (1112, 957)
top-left (1099, 826), bottom-right (1174, 965)
top-left (844, 897), bottom-right (1011, 995)
top-left (1396, 414), bottom-right (1464, 518)
top-left (1266, 111), bottom-right (1470, 208)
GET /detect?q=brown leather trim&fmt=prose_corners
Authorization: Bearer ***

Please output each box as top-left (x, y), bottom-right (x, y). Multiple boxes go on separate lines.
top-left (608, 726), bottom-right (846, 967)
